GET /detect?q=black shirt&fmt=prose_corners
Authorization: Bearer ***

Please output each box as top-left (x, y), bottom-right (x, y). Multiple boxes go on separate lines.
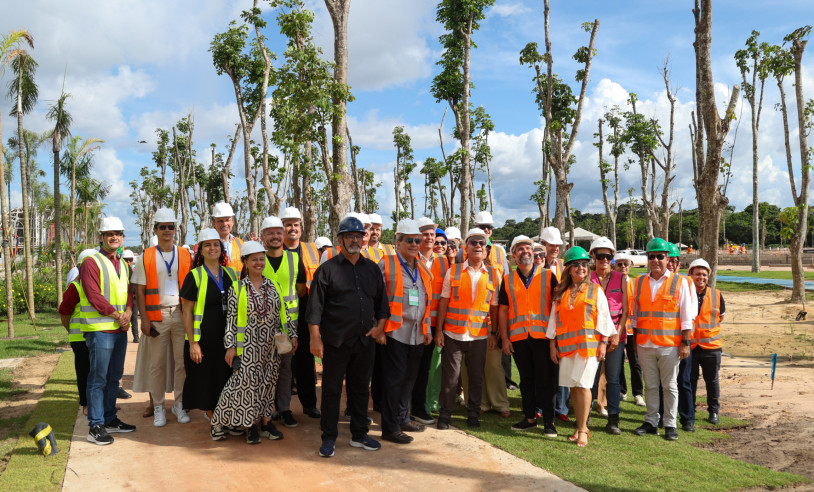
top-left (305, 252), bottom-right (390, 348)
top-left (498, 266), bottom-right (559, 306)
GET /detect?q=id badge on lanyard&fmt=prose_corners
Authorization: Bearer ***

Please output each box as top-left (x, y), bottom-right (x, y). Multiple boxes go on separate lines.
top-left (408, 288), bottom-right (419, 306)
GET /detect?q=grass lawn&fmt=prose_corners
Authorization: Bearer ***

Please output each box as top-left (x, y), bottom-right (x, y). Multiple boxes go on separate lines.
top-left (714, 269), bottom-right (814, 280)
top-left (0, 351), bottom-right (78, 491)
top-left (448, 363), bottom-right (807, 491)
top-left (0, 311), bottom-right (68, 359)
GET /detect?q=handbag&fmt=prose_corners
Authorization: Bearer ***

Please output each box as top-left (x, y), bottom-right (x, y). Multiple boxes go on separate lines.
top-left (274, 331), bottom-right (293, 355)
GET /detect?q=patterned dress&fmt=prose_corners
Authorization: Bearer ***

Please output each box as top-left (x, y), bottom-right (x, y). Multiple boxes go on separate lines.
top-left (212, 276), bottom-right (293, 427)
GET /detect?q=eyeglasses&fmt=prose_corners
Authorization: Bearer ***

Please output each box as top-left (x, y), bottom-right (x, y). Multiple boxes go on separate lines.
top-left (615, 262), bottom-right (631, 268)
top-left (534, 253), bottom-right (545, 259)
top-left (595, 253), bottom-right (613, 261)
top-left (648, 253), bottom-right (666, 261)
top-left (104, 231), bottom-right (124, 237)
top-left (570, 261), bottom-right (590, 269)
top-left (468, 240), bottom-right (486, 247)
top-left (434, 240), bottom-right (447, 246)
top-left (344, 233), bottom-right (364, 241)
top-left (403, 237), bottom-right (421, 245)
top-left (157, 224), bottom-right (176, 231)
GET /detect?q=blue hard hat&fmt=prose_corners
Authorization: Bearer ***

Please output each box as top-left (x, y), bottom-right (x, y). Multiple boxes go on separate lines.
top-left (338, 216), bottom-right (365, 235)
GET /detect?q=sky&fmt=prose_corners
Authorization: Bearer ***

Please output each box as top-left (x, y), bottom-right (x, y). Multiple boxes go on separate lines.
top-left (1, 0), bottom-right (812, 246)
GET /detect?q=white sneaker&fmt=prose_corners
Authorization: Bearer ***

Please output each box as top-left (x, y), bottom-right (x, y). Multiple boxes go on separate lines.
top-left (621, 393), bottom-right (628, 401)
top-left (634, 395), bottom-right (646, 407)
top-left (153, 406), bottom-right (167, 427)
top-left (599, 407), bottom-right (608, 417)
top-left (172, 401), bottom-right (191, 424)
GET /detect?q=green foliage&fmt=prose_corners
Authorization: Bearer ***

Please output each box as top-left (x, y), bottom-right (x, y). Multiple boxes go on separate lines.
top-left (0, 270), bottom-right (59, 316)
top-left (778, 206), bottom-right (800, 241)
top-left (6, 52), bottom-right (37, 117)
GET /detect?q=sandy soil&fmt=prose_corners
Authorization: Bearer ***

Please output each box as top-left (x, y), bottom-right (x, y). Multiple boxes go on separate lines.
top-left (0, 353), bottom-right (60, 421)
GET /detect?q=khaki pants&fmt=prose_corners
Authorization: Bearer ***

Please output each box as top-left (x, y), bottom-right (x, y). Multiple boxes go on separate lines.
top-left (149, 306), bottom-right (186, 406)
top-left (462, 344), bottom-right (510, 413)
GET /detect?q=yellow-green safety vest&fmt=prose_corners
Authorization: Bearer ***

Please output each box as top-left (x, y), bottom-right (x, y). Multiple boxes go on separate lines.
top-left (262, 251), bottom-right (300, 327)
top-left (235, 280), bottom-right (289, 357)
top-left (77, 252), bottom-right (129, 333)
top-left (67, 280), bottom-right (87, 342)
top-left (187, 265), bottom-right (238, 342)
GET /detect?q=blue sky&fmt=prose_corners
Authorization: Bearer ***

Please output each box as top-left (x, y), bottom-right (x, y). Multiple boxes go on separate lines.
top-left (2, 0), bottom-right (812, 246)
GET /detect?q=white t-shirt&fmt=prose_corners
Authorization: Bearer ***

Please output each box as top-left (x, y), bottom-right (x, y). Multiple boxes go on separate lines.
top-left (131, 246), bottom-right (181, 307)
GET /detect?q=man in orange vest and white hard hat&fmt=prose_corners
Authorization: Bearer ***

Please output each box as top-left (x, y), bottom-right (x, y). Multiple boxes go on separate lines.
top-left (211, 202), bottom-right (244, 271)
top-left (366, 213), bottom-right (395, 262)
top-left (133, 207), bottom-right (192, 428)
top-left (539, 226), bottom-right (564, 281)
top-left (376, 219), bottom-right (433, 444)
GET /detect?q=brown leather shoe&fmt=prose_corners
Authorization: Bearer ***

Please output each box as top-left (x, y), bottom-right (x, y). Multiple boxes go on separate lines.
top-left (382, 431), bottom-right (414, 444)
top-left (499, 410), bottom-right (511, 418)
top-left (400, 422), bottom-right (425, 433)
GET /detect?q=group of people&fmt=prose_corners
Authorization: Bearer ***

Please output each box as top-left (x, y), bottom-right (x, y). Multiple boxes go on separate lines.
top-left (60, 204), bottom-right (725, 456)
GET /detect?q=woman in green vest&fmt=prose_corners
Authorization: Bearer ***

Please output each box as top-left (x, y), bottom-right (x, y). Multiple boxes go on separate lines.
top-left (181, 229), bottom-right (237, 440)
top-left (211, 241), bottom-right (292, 444)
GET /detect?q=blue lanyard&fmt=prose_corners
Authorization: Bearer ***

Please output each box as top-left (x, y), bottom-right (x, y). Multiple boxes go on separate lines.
top-left (203, 264), bottom-right (224, 294)
top-left (156, 245), bottom-right (176, 278)
top-left (521, 265), bottom-right (537, 289)
top-left (398, 254), bottom-right (419, 284)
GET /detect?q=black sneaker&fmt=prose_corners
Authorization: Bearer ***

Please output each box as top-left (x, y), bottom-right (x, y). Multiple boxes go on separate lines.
top-left (271, 411), bottom-right (281, 421)
top-left (511, 419), bottom-right (538, 431)
top-left (635, 422), bottom-right (659, 436)
top-left (246, 424), bottom-right (261, 444)
top-left (87, 424), bottom-right (114, 445)
top-left (664, 427), bottom-right (679, 441)
top-left (708, 412), bottom-right (719, 425)
top-left (261, 421), bottom-right (283, 440)
top-left (225, 425), bottom-right (246, 436)
top-left (210, 424), bottom-right (226, 441)
top-left (304, 407), bottom-right (321, 418)
top-left (116, 387), bottom-right (132, 399)
top-left (682, 421), bottom-right (696, 433)
top-left (542, 422), bottom-right (558, 437)
top-left (281, 411), bottom-right (298, 428)
top-left (466, 417), bottom-right (480, 428)
top-left (105, 418), bottom-right (136, 433)
top-left (437, 418), bottom-right (450, 430)
top-left (411, 412), bottom-right (436, 425)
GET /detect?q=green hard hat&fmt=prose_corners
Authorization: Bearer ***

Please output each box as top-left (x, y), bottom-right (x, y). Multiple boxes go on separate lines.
top-left (667, 242), bottom-right (680, 258)
top-left (563, 246), bottom-right (590, 264)
top-left (646, 237), bottom-right (670, 253)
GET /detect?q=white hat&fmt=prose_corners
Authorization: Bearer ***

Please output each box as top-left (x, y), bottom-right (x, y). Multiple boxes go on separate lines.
top-left (122, 249), bottom-right (135, 259)
top-left (688, 258), bottom-right (711, 274)
top-left (280, 207), bottom-right (302, 221)
top-left (540, 226), bottom-right (563, 245)
top-left (510, 235), bottom-right (534, 253)
top-left (78, 248), bottom-right (98, 264)
top-left (445, 226), bottom-right (462, 241)
top-left (212, 202), bottom-right (234, 218)
top-left (474, 211), bottom-right (494, 225)
top-left (153, 207), bottom-right (177, 224)
top-left (260, 216), bottom-right (284, 231)
top-left (240, 240), bottom-right (266, 257)
top-left (589, 236), bottom-right (616, 255)
top-left (416, 217), bottom-right (438, 231)
top-left (315, 237), bottom-right (332, 249)
top-left (357, 213), bottom-right (371, 225)
top-left (368, 213), bottom-right (383, 225)
top-left (99, 216), bottom-right (125, 232)
top-left (150, 235), bottom-right (158, 247)
top-left (614, 252), bottom-right (632, 263)
top-left (197, 228), bottom-right (221, 243)
top-left (396, 219), bottom-right (420, 235)
top-left (533, 242), bottom-right (544, 250)
top-left (465, 228), bottom-right (487, 243)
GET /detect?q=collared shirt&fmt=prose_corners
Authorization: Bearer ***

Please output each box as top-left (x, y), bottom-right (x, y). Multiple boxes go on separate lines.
top-left (440, 259), bottom-right (491, 342)
top-left (305, 252), bottom-right (390, 348)
top-left (630, 270), bottom-right (694, 349)
top-left (419, 250), bottom-right (435, 271)
top-left (696, 286), bottom-right (726, 317)
top-left (223, 233), bottom-right (235, 259)
top-left (379, 253), bottom-right (427, 345)
top-left (131, 245), bottom-right (181, 307)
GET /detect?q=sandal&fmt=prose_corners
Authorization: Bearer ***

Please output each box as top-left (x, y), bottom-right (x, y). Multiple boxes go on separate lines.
top-left (568, 432), bottom-right (579, 442)
top-left (577, 430), bottom-right (590, 448)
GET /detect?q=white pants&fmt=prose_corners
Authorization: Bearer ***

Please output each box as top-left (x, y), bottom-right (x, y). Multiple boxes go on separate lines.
top-left (149, 306), bottom-right (186, 406)
top-left (638, 345), bottom-right (679, 428)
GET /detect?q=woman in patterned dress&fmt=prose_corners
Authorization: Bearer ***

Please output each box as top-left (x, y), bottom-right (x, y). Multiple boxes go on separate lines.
top-left (211, 241), bottom-right (296, 444)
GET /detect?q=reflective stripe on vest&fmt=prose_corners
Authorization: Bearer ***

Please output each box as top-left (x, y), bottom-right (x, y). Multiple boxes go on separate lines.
top-left (381, 254), bottom-right (432, 334)
top-left (692, 287), bottom-right (722, 350)
top-left (143, 246), bottom-right (191, 322)
top-left (443, 263), bottom-right (496, 337)
top-left (299, 242), bottom-right (320, 289)
top-left (506, 267), bottom-right (552, 342)
top-left (429, 254), bottom-right (449, 326)
top-left (67, 280), bottom-right (87, 342)
top-left (188, 266), bottom-right (237, 341)
top-left (235, 280), bottom-right (289, 357)
top-left (555, 283), bottom-right (600, 357)
top-left (78, 253), bottom-right (129, 332)
top-left (635, 273), bottom-right (682, 346)
top-left (263, 250), bottom-right (300, 328)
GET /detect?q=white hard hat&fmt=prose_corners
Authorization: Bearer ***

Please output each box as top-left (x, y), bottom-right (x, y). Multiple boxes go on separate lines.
top-left (99, 216), bottom-right (125, 233)
top-left (122, 249), bottom-right (135, 259)
top-left (368, 213), bottom-right (383, 225)
top-left (396, 219), bottom-right (421, 235)
top-left (510, 235), bottom-right (534, 253)
top-left (444, 226), bottom-right (462, 241)
top-left (197, 228), bottom-right (221, 243)
top-left (280, 207), bottom-right (302, 221)
top-left (212, 202), bottom-right (234, 218)
top-left (240, 240), bottom-right (266, 257)
top-left (315, 237), bottom-right (332, 249)
top-left (357, 213), bottom-right (371, 225)
top-left (589, 236), bottom-right (616, 255)
top-left (688, 258), bottom-right (711, 274)
top-left (153, 207), bottom-right (177, 224)
top-left (260, 216), bottom-right (284, 231)
top-left (540, 226), bottom-right (563, 245)
top-left (533, 242), bottom-right (544, 251)
top-left (78, 248), bottom-right (99, 263)
top-left (416, 217), bottom-right (438, 231)
top-left (150, 235), bottom-right (158, 247)
top-left (474, 211), bottom-right (494, 225)
top-left (614, 252), bottom-right (632, 263)
top-left (465, 228), bottom-right (487, 243)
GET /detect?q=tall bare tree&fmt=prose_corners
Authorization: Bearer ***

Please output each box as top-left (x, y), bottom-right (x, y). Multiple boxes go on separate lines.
top-left (595, 111), bottom-right (622, 246)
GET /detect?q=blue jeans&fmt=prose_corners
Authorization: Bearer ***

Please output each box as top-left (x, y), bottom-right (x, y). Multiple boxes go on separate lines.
top-left (555, 386), bottom-right (570, 415)
top-left (85, 331), bottom-right (127, 427)
top-left (592, 340), bottom-right (626, 415)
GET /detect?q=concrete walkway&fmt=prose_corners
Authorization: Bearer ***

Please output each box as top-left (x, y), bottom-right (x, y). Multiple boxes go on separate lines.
top-left (63, 341), bottom-right (581, 491)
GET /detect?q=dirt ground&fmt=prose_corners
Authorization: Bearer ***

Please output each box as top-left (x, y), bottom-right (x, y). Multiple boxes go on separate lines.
top-left (0, 353), bottom-right (60, 421)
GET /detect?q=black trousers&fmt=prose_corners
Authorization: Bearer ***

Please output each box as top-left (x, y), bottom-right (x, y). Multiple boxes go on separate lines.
top-left (691, 347), bottom-right (721, 414)
top-left (294, 320), bottom-right (318, 410)
top-left (380, 338), bottom-right (424, 434)
top-left (410, 325), bottom-right (437, 416)
top-left (512, 337), bottom-right (558, 422)
top-left (369, 344), bottom-right (384, 406)
top-left (624, 337), bottom-right (644, 397)
top-left (71, 340), bottom-right (90, 406)
top-left (320, 337), bottom-right (375, 441)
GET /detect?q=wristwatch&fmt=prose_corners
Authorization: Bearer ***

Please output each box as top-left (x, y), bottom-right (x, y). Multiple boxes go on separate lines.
top-left (681, 339), bottom-right (691, 347)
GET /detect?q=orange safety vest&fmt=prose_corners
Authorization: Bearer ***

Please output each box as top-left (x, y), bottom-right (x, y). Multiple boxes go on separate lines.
top-left (505, 266), bottom-right (553, 342)
top-left (142, 246), bottom-right (191, 322)
top-left (323, 245), bottom-right (342, 263)
top-left (555, 283), bottom-right (600, 358)
top-left (692, 287), bottom-right (722, 350)
top-left (429, 254), bottom-right (450, 327)
top-left (635, 273), bottom-right (682, 347)
top-left (459, 243), bottom-right (506, 279)
top-left (226, 236), bottom-right (244, 271)
top-left (443, 263), bottom-right (497, 338)
top-left (297, 242), bottom-right (320, 289)
top-left (547, 258), bottom-right (564, 282)
top-left (363, 243), bottom-right (394, 262)
top-left (380, 254), bottom-right (432, 334)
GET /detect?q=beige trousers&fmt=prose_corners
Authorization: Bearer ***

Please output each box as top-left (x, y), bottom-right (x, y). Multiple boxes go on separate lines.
top-left (148, 306), bottom-right (186, 406)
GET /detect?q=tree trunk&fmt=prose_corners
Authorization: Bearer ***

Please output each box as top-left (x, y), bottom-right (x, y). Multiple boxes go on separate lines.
top-left (0, 110), bottom-right (14, 336)
top-left (53, 146), bottom-right (62, 304)
top-left (788, 34), bottom-right (810, 303)
top-left (222, 124), bottom-right (240, 205)
top-left (16, 73), bottom-right (34, 321)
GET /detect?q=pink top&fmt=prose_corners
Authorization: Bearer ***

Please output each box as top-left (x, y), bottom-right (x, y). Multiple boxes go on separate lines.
top-left (590, 270), bottom-right (626, 341)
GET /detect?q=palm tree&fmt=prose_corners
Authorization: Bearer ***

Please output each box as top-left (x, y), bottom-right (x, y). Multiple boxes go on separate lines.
top-left (0, 29), bottom-right (33, 337)
top-left (76, 176), bottom-right (109, 244)
top-left (60, 136), bottom-right (102, 264)
top-left (46, 89), bottom-right (71, 304)
top-left (7, 48), bottom-right (38, 321)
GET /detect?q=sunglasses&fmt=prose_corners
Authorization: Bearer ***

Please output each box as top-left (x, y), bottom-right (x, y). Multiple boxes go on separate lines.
top-left (648, 253), bottom-right (666, 261)
top-left (447, 243), bottom-right (458, 250)
top-left (534, 253), bottom-right (545, 259)
top-left (468, 240), bottom-right (487, 247)
top-left (124, 258), bottom-right (134, 262)
top-left (570, 261), bottom-right (590, 269)
top-left (104, 231), bottom-right (124, 237)
top-left (434, 240), bottom-right (447, 246)
top-left (404, 237), bottom-right (421, 245)
top-left (595, 253), bottom-right (613, 261)
top-left (479, 225), bottom-right (493, 230)
top-left (157, 224), bottom-right (176, 231)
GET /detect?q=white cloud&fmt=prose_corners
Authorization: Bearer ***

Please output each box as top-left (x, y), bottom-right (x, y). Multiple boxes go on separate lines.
top-left (490, 2), bottom-right (532, 17)
top-left (347, 111), bottom-right (440, 151)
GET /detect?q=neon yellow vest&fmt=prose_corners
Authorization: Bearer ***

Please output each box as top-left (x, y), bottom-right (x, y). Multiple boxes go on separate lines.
top-left (187, 265), bottom-right (238, 341)
top-left (262, 251), bottom-right (300, 326)
top-left (77, 252), bottom-right (129, 333)
top-left (235, 280), bottom-right (289, 356)
top-left (67, 280), bottom-right (87, 342)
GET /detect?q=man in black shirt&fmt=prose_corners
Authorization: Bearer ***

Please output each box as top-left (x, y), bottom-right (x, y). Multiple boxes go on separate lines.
top-left (306, 215), bottom-right (389, 458)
